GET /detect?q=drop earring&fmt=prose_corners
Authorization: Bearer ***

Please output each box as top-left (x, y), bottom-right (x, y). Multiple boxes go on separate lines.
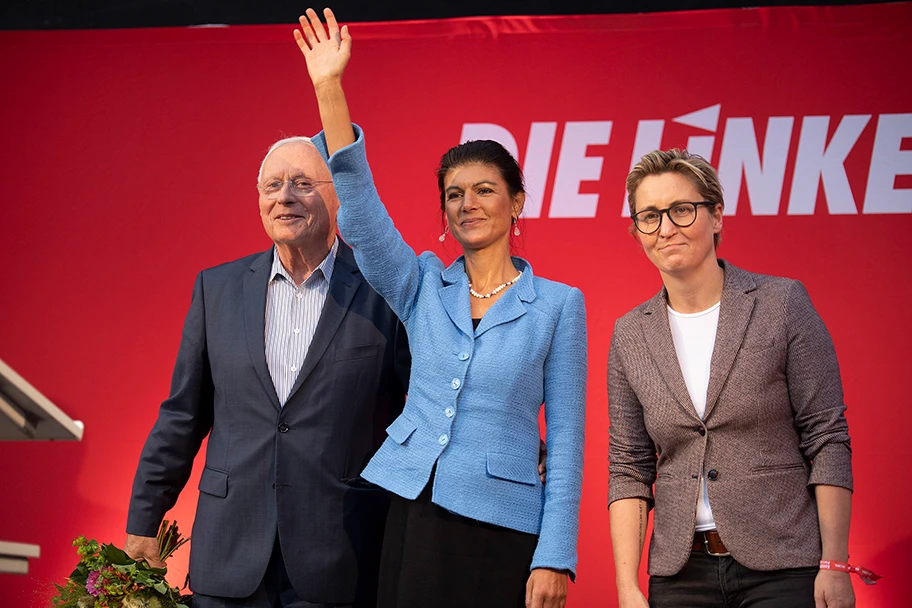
top-left (438, 225), bottom-right (449, 242)
top-left (512, 217), bottom-right (521, 236)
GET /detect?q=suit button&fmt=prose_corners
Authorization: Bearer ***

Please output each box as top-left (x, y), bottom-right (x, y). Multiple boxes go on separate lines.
top-left (698, 427), bottom-right (706, 436)
top-left (451, 378), bottom-right (461, 389)
top-left (707, 469), bottom-right (718, 480)
top-left (278, 423), bottom-right (289, 433)
top-left (438, 434), bottom-right (449, 446)
top-left (444, 407), bottom-right (455, 418)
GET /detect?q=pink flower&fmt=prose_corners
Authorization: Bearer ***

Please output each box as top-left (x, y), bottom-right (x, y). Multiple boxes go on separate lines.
top-left (86, 570), bottom-right (101, 597)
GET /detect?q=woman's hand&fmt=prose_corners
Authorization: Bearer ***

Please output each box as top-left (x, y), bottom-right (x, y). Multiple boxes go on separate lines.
top-left (293, 7), bottom-right (355, 154)
top-left (814, 569), bottom-right (855, 608)
top-left (525, 568), bottom-right (568, 608)
top-left (294, 7), bottom-right (351, 88)
top-left (617, 585), bottom-right (650, 608)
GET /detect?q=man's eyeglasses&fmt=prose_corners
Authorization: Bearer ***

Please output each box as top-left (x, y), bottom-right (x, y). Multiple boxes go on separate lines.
top-left (632, 201), bottom-right (717, 235)
top-left (257, 178), bottom-right (333, 200)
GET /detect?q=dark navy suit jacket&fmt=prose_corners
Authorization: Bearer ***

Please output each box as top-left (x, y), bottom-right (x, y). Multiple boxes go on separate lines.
top-left (127, 242), bottom-right (409, 602)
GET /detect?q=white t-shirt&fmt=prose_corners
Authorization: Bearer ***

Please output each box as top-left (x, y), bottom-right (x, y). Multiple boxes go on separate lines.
top-left (668, 301), bottom-right (721, 533)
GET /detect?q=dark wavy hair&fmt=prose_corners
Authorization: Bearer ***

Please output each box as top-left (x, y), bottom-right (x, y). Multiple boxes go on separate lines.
top-left (436, 140), bottom-right (526, 210)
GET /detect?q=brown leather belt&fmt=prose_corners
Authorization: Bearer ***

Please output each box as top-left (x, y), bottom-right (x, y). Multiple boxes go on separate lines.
top-left (692, 530), bottom-right (730, 556)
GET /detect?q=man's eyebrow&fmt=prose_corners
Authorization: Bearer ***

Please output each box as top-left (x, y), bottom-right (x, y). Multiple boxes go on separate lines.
top-left (262, 172), bottom-right (318, 181)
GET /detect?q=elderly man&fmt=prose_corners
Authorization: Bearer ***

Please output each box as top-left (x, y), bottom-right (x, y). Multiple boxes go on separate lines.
top-left (124, 136), bottom-right (410, 608)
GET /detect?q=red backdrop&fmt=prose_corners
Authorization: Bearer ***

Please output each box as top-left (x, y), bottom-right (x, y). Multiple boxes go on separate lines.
top-left (1, 3), bottom-right (910, 606)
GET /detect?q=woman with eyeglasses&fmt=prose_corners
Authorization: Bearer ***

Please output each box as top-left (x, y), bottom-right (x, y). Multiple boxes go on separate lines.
top-left (294, 8), bottom-right (587, 608)
top-left (607, 149), bottom-right (856, 608)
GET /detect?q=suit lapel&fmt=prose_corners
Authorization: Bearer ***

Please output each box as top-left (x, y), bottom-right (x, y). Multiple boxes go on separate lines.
top-left (704, 261), bottom-right (757, 420)
top-left (438, 259), bottom-right (474, 339)
top-left (285, 242), bottom-right (362, 401)
top-left (243, 249), bottom-right (281, 410)
top-left (640, 289), bottom-right (699, 419)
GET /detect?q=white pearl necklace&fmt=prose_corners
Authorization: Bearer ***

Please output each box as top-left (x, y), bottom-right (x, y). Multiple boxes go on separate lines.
top-left (468, 272), bottom-right (523, 299)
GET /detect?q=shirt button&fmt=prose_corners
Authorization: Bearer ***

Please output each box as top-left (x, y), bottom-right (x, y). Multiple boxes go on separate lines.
top-left (296, 292), bottom-right (303, 300)
top-left (451, 378), bottom-right (461, 389)
top-left (438, 434), bottom-right (449, 446)
top-left (293, 328), bottom-right (301, 335)
top-left (278, 423), bottom-right (289, 433)
top-left (458, 352), bottom-right (469, 361)
top-left (291, 365), bottom-right (297, 372)
top-left (707, 469), bottom-right (719, 481)
top-left (444, 407), bottom-right (455, 418)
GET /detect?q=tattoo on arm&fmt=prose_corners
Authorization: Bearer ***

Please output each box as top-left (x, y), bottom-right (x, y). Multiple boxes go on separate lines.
top-left (638, 502), bottom-right (646, 547)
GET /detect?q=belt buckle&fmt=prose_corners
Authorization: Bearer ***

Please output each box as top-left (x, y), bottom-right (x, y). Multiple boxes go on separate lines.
top-left (703, 533), bottom-right (731, 557)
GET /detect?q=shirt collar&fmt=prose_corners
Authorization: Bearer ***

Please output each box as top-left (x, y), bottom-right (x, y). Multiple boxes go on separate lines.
top-left (270, 236), bottom-right (339, 286)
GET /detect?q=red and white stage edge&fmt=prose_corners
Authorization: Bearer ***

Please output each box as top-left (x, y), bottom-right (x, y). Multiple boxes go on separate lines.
top-left (1, 3), bottom-right (909, 605)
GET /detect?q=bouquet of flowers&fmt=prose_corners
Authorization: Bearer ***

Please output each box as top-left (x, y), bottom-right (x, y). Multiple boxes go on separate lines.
top-left (50, 520), bottom-right (191, 608)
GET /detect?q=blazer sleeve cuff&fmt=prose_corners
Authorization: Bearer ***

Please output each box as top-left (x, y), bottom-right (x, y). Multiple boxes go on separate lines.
top-left (808, 442), bottom-right (853, 491)
top-left (607, 476), bottom-right (655, 508)
top-left (530, 554), bottom-right (577, 583)
top-left (126, 508), bottom-right (164, 537)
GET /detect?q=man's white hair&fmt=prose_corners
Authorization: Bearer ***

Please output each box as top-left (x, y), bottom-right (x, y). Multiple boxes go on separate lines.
top-left (257, 136), bottom-right (317, 183)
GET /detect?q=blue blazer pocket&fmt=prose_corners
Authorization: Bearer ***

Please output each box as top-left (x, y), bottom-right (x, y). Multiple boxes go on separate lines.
top-left (198, 466), bottom-right (228, 498)
top-left (486, 452), bottom-right (538, 486)
top-left (385, 413), bottom-right (418, 445)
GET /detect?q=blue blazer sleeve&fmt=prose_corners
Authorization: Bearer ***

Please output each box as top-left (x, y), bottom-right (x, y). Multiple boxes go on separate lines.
top-left (127, 272), bottom-right (214, 536)
top-left (531, 287), bottom-right (588, 579)
top-left (312, 126), bottom-right (425, 323)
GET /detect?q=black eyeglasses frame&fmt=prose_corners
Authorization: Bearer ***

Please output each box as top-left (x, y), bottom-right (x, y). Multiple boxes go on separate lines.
top-left (631, 201), bottom-right (717, 235)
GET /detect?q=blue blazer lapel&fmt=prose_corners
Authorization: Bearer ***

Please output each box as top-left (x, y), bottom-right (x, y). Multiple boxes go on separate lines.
top-left (243, 249), bottom-right (281, 410)
top-left (438, 260), bottom-right (474, 338)
top-left (286, 242), bottom-right (362, 401)
top-left (475, 263), bottom-right (534, 336)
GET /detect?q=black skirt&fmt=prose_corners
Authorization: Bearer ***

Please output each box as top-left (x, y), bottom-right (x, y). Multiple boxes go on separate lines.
top-left (377, 473), bottom-right (539, 608)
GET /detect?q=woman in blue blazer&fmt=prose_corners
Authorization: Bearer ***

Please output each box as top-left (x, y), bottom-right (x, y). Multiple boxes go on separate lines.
top-left (295, 9), bottom-right (587, 608)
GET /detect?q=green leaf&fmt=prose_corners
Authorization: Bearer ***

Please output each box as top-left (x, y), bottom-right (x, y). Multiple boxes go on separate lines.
top-left (102, 543), bottom-right (135, 565)
top-left (69, 564), bottom-right (88, 584)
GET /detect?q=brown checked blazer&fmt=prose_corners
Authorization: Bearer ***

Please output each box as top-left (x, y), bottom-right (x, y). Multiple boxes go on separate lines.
top-left (607, 260), bottom-right (853, 576)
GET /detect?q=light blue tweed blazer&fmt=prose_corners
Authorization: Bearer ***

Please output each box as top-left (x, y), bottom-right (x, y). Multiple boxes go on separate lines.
top-left (313, 126), bottom-right (587, 577)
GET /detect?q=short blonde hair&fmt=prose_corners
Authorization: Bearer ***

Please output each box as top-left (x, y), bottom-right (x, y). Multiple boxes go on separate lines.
top-left (626, 149), bottom-right (724, 247)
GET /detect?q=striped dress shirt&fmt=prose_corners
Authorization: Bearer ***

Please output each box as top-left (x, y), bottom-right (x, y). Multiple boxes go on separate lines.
top-left (264, 238), bottom-right (338, 405)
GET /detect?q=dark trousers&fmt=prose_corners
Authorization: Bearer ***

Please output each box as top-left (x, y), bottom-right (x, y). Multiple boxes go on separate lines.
top-left (377, 478), bottom-right (538, 608)
top-left (192, 537), bottom-right (366, 608)
top-left (648, 551), bottom-right (818, 608)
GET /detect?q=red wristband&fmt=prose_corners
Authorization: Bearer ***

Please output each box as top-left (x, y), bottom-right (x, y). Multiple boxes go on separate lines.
top-left (819, 560), bottom-right (882, 585)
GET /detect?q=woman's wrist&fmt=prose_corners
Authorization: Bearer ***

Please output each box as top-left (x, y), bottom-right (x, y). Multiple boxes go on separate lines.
top-left (615, 576), bottom-right (641, 591)
top-left (313, 77), bottom-right (345, 96)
